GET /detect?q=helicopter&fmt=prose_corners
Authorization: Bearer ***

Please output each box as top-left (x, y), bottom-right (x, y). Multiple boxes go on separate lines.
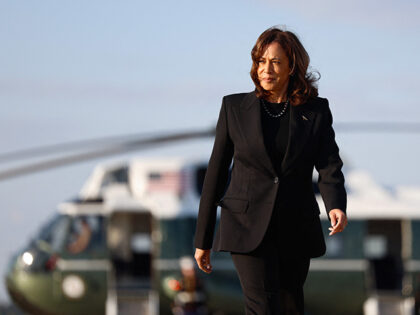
top-left (2, 122), bottom-right (420, 315)
top-left (5, 157), bottom-right (237, 315)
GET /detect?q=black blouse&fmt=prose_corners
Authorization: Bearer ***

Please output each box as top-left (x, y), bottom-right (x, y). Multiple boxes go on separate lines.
top-left (259, 98), bottom-right (290, 177)
top-left (260, 98), bottom-right (294, 239)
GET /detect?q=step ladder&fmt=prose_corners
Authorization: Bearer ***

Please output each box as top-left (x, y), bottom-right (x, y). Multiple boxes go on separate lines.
top-left (363, 293), bottom-right (414, 315)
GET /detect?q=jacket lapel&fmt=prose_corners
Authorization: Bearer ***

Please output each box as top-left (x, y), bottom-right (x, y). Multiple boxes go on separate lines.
top-left (239, 91), bottom-right (316, 178)
top-left (280, 97), bottom-right (315, 176)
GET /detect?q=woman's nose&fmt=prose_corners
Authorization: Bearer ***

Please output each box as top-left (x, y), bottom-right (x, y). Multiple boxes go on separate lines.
top-left (263, 61), bottom-right (272, 73)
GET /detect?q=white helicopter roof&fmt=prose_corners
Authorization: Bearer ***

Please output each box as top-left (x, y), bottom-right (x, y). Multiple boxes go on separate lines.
top-left (78, 159), bottom-right (129, 201)
top-left (74, 155), bottom-right (420, 220)
top-left (57, 194), bottom-right (152, 217)
top-left (319, 169), bottom-right (420, 220)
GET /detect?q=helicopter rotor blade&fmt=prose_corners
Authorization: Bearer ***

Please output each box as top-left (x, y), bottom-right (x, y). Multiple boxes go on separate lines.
top-left (335, 122), bottom-right (420, 133)
top-left (0, 128), bottom-right (215, 181)
top-left (2, 122), bottom-right (419, 164)
top-left (0, 121), bottom-right (419, 181)
top-left (0, 133), bottom-right (144, 164)
top-left (0, 130), bottom-right (212, 164)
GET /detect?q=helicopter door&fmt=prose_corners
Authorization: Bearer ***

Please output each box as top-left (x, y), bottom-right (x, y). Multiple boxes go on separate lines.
top-left (55, 215), bottom-right (108, 315)
top-left (365, 219), bottom-right (403, 292)
top-left (363, 219), bottom-right (415, 315)
top-left (107, 211), bottom-right (158, 315)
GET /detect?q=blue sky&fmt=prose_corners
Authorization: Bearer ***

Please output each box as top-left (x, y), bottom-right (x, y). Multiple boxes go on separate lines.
top-left (0, 0), bottom-right (419, 303)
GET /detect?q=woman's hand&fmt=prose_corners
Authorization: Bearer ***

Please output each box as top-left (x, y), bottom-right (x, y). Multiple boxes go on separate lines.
top-left (328, 209), bottom-right (347, 236)
top-left (194, 248), bottom-right (212, 274)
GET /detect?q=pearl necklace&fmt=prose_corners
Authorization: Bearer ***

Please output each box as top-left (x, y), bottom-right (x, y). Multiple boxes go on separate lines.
top-left (261, 98), bottom-right (289, 118)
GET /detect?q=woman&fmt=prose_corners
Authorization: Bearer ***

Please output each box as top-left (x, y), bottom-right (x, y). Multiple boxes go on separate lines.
top-left (194, 26), bottom-right (348, 314)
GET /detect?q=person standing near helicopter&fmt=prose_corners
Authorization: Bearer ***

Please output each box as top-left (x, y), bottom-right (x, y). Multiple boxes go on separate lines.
top-left (194, 26), bottom-right (348, 314)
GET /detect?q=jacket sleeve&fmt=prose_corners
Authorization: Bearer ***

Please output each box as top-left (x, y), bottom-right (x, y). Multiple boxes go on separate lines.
top-left (314, 98), bottom-right (347, 217)
top-left (194, 96), bottom-right (234, 250)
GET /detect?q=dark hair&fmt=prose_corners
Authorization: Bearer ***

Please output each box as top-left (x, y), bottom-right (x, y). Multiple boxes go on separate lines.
top-left (250, 26), bottom-right (320, 106)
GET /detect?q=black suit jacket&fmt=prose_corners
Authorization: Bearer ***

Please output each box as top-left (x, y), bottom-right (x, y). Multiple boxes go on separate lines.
top-left (194, 91), bottom-right (347, 257)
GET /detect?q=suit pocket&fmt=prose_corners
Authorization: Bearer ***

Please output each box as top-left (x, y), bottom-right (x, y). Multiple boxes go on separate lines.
top-left (217, 197), bottom-right (249, 214)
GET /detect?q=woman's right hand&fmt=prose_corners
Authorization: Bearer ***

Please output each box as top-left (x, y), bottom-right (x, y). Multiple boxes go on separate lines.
top-left (194, 248), bottom-right (212, 274)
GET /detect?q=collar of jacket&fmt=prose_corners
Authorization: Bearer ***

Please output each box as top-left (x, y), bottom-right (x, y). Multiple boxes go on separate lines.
top-left (238, 90), bottom-right (317, 178)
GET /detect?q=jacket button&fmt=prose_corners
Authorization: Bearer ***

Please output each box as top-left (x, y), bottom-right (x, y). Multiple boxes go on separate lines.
top-left (274, 177), bottom-right (279, 184)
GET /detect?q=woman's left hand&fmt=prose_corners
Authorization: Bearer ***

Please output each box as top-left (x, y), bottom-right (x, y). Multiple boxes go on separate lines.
top-left (328, 209), bottom-right (347, 236)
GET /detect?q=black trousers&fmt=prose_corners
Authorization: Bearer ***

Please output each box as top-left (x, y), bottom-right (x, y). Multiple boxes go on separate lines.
top-left (230, 211), bottom-right (311, 315)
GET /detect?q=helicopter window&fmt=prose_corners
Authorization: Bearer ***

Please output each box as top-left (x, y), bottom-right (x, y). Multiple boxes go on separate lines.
top-left (101, 167), bottom-right (129, 187)
top-left (195, 164), bottom-right (232, 196)
top-left (321, 219), bottom-right (365, 259)
top-left (364, 235), bottom-right (387, 259)
top-left (412, 221), bottom-right (420, 260)
top-left (312, 180), bottom-right (320, 194)
top-left (159, 218), bottom-right (197, 259)
top-left (65, 216), bottom-right (105, 255)
top-left (37, 214), bottom-right (71, 251)
top-left (325, 234), bottom-right (344, 257)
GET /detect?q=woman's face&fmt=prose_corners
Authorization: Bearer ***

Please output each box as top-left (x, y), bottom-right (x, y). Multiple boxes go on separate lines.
top-left (257, 42), bottom-right (291, 95)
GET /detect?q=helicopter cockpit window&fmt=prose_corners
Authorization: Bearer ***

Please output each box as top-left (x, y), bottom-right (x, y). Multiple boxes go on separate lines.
top-left (65, 216), bottom-right (105, 255)
top-left (101, 167), bottom-right (128, 188)
top-left (37, 214), bottom-right (71, 252)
